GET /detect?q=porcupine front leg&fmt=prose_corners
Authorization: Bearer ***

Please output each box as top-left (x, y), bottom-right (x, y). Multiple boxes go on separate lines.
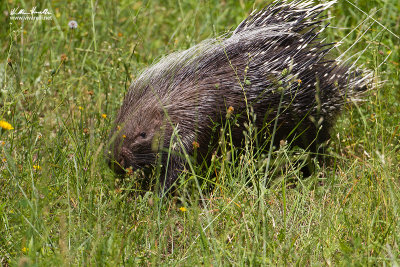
top-left (158, 143), bottom-right (192, 193)
top-left (294, 119), bottom-right (332, 177)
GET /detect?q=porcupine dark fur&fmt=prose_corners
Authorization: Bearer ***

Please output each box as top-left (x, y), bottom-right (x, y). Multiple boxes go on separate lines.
top-left (106, 0), bottom-right (371, 191)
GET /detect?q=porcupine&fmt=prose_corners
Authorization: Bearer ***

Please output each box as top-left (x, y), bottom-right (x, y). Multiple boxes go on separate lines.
top-left (106, 0), bottom-right (371, 191)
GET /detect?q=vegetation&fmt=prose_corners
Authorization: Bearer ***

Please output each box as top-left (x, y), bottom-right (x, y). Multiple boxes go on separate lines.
top-left (0, 0), bottom-right (399, 265)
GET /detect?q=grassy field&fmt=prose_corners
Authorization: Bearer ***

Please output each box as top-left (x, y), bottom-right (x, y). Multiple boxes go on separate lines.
top-left (1, 0), bottom-right (399, 265)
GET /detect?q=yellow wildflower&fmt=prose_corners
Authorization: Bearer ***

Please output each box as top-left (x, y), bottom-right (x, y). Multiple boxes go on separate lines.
top-left (33, 165), bottom-right (41, 171)
top-left (192, 141), bottom-right (199, 149)
top-left (179, 207), bottom-right (187, 212)
top-left (22, 247), bottom-right (28, 253)
top-left (78, 106), bottom-right (84, 110)
top-left (0, 120), bottom-right (14, 130)
top-left (101, 114), bottom-right (107, 119)
top-left (226, 106), bottom-right (234, 119)
top-left (126, 167), bottom-right (133, 176)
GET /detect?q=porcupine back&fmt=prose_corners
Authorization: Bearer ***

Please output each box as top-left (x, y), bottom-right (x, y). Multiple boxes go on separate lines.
top-left (110, 0), bottom-right (371, 189)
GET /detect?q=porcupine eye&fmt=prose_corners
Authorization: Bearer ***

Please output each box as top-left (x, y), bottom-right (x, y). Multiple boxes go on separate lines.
top-left (139, 132), bottom-right (146, 138)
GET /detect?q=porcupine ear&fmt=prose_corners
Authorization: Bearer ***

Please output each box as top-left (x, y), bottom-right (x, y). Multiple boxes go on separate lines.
top-left (233, 0), bottom-right (336, 35)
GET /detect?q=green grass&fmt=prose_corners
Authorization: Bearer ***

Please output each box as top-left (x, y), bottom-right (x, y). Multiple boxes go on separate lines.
top-left (1, 0), bottom-right (399, 265)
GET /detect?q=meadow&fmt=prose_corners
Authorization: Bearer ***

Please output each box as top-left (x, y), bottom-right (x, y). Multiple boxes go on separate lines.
top-left (0, 0), bottom-right (399, 265)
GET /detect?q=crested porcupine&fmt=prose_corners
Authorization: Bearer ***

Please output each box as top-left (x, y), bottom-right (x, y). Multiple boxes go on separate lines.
top-left (106, 0), bottom-right (371, 191)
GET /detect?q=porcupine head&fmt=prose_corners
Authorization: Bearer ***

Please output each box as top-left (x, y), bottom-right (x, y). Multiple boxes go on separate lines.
top-left (107, 93), bottom-right (163, 172)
